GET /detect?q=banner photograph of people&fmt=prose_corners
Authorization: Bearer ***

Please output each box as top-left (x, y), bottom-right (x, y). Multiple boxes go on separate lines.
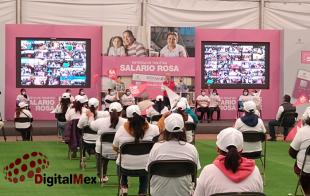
top-left (102, 26), bottom-right (195, 57)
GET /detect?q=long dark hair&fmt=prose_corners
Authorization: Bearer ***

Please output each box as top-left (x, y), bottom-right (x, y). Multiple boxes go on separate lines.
top-left (220, 145), bottom-right (241, 173)
top-left (128, 113), bottom-right (147, 143)
top-left (73, 101), bottom-right (83, 114)
top-left (21, 88), bottom-right (27, 99)
top-left (153, 100), bottom-right (165, 113)
top-left (89, 106), bottom-right (97, 119)
top-left (60, 98), bottom-right (70, 113)
top-left (109, 110), bottom-right (122, 129)
top-left (163, 130), bottom-right (187, 144)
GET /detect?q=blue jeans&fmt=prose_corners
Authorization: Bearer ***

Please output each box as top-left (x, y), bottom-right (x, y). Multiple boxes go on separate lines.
top-left (117, 166), bottom-right (148, 194)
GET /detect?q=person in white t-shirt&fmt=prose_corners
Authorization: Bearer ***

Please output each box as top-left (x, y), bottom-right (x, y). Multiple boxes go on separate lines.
top-left (120, 89), bottom-right (136, 113)
top-left (77, 98), bottom-right (109, 157)
top-left (65, 95), bottom-right (88, 121)
top-left (88, 102), bottom-right (126, 183)
top-left (104, 89), bottom-right (119, 111)
top-left (16, 88), bottom-right (30, 108)
top-left (78, 88), bottom-right (88, 101)
top-left (53, 93), bottom-right (71, 139)
top-left (146, 95), bottom-right (169, 120)
top-left (160, 32), bottom-right (187, 57)
top-left (196, 89), bottom-right (211, 123)
top-left (234, 101), bottom-right (266, 157)
top-left (14, 102), bottom-right (33, 141)
top-left (146, 113), bottom-right (201, 196)
top-left (209, 89), bottom-right (221, 121)
top-left (289, 107), bottom-right (310, 194)
top-left (193, 128), bottom-right (263, 196)
top-left (113, 105), bottom-right (159, 195)
top-left (238, 89), bottom-right (252, 111)
top-left (250, 89), bottom-right (262, 112)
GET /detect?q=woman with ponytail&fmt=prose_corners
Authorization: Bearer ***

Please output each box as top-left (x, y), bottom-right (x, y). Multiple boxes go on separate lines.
top-left (53, 93), bottom-right (71, 139)
top-left (113, 105), bottom-right (159, 196)
top-left (194, 128), bottom-right (263, 196)
top-left (88, 102), bottom-right (125, 183)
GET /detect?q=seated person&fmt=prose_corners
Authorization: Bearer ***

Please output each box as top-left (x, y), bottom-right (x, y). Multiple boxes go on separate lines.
top-left (14, 102), bottom-right (33, 141)
top-left (234, 101), bottom-right (266, 157)
top-left (196, 89), bottom-right (211, 123)
top-left (289, 107), bottom-right (310, 195)
top-left (89, 102), bottom-right (126, 183)
top-left (104, 89), bottom-right (119, 111)
top-left (238, 89), bottom-right (252, 111)
top-left (78, 98), bottom-right (107, 157)
top-left (209, 89), bottom-right (221, 121)
top-left (146, 95), bottom-right (168, 121)
top-left (120, 89), bottom-right (136, 113)
top-left (146, 113), bottom-right (201, 196)
top-left (268, 94), bottom-right (296, 141)
top-left (53, 93), bottom-right (71, 139)
top-left (193, 128), bottom-right (263, 196)
top-left (112, 105), bottom-right (159, 196)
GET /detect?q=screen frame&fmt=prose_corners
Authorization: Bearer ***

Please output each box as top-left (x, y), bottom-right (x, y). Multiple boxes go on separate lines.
top-left (16, 37), bottom-right (91, 88)
top-left (201, 41), bottom-right (270, 89)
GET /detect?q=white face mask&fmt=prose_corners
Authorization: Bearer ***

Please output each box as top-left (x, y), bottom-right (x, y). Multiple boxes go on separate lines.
top-left (212, 93), bottom-right (217, 96)
top-left (110, 91), bottom-right (116, 96)
top-left (244, 92), bottom-right (248, 96)
top-left (80, 92), bottom-right (85, 95)
top-left (126, 92), bottom-right (131, 95)
top-left (22, 92), bottom-right (26, 95)
top-left (202, 92), bottom-right (206, 96)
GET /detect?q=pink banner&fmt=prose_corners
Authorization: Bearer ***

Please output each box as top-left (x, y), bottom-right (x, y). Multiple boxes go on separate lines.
top-left (301, 51), bottom-right (310, 64)
top-left (5, 24), bottom-right (102, 120)
top-left (195, 28), bottom-right (281, 119)
top-left (102, 56), bottom-right (195, 76)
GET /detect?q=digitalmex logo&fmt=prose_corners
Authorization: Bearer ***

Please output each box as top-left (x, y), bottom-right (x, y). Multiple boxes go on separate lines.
top-left (3, 152), bottom-right (49, 183)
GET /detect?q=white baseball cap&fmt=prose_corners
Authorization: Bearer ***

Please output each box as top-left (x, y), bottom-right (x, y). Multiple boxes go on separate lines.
top-left (62, 93), bottom-right (70, 99)
top-left (126, 105), bottom-right (141, 118)
top-left (156, 95), bottom-right (164, 102)
top-left (88, 98), bottom-right (99, 108)
top-left (18, 102), bottom-right (28, 108)
top-left (216, 127), bottom-right (243, 153)
top-left (75, 95), bottom-right (88, 104)
top-left (176, 101), bottom-right (186, 110)
top-left (243, 101), bottom-right (256, 112)
top-left (109, 102), bottom-right (123, 112)
top-left (164, 113), bottom-right (184, 132)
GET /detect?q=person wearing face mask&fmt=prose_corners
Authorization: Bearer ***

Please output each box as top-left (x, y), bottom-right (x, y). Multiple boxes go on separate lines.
top-left (238, 89), bottom-right (252, 112)
top-left (121, 89), bottom-right (136, 114)
top-left (209, 89), bottom-right (221, 121)
top-left (16, 89), bottom-right (30, 108)
top-left (78, 88), bottom-right (88, 100)
top-left (104, 89), bottom-right (119, 111)
top-left (196, 89), bottom-right (211, 123)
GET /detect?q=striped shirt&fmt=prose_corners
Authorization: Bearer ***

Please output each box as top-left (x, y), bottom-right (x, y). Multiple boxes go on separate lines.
top-left (127, 41), bottom-right (146, 57)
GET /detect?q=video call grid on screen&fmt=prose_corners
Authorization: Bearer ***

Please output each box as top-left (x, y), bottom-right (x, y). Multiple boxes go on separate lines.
top-left (16, 38), bottom-right (91, 88)
top-left (201, 41), bottom-right (270, 89)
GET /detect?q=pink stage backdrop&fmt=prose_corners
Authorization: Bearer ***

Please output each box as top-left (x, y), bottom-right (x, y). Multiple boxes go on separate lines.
top-left (102, 56), bottom-right (195, 98)
top-left (195, 29), bottom-right (281, 119)
top-left (5, 24), bottom-right (102, 120)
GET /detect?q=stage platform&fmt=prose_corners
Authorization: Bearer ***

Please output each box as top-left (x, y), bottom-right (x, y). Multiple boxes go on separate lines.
top-left (1, 120), bottom-right (272, 136)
